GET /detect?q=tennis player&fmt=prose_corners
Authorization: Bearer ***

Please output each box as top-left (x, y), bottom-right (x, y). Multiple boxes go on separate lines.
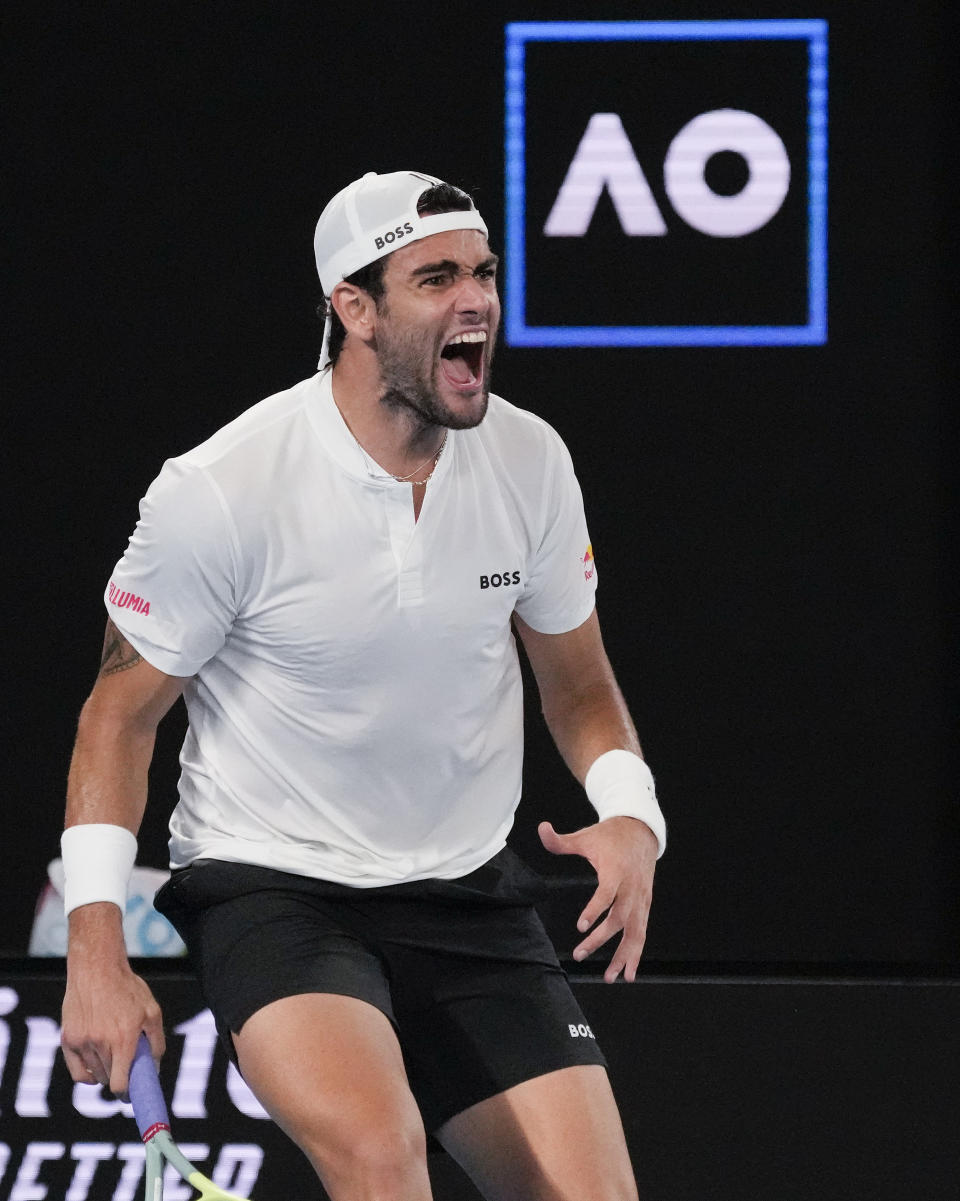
top-left (60, 170), bottom-right (666, 1201)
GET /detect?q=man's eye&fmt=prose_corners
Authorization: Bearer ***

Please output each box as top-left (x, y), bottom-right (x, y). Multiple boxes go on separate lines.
top-left (422, 275), bottom-right (448, 287)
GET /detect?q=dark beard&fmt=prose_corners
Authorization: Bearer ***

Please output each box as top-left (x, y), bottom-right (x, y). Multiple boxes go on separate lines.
top-left (374, 319), bottom-right (491, 431)
top-left (379, 383), bottom-right (489, 431)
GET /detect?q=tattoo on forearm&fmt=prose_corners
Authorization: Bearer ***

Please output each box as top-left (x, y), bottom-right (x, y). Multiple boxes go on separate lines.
top-left (100, 619), bottom-right (143, 676)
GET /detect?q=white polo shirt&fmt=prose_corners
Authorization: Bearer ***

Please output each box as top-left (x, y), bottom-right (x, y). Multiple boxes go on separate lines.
top-left (106, 370), bottom-right (597, 885)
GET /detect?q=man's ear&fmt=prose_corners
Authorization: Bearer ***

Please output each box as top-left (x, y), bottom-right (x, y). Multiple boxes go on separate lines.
top-left (330, 282), bottom-right (377, 347)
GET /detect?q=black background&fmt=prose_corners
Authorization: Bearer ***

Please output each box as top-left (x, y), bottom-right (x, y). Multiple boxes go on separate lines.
top-left (2, 1), bottom-right (956, 969)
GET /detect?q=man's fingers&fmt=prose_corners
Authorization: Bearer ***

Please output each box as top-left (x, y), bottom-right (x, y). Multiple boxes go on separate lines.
top-left (145, 1023), bottom-right (166, 1070)
top-left (537, 821), bottom-right (580, 856)
top-left (63, 1040), bottom-right (110, 1088)
top-left (62, 1044), bottom-right (94, 1085)
top-left (63, 1017), bottom-right (163, 1095)
top-left (108, 1038), bottom-right (138, 1098)
top-left (573, 904), bottom-right (649, 980)
top-left (577, 885), bottom-right (616, 933)
top-left (572, 911), bottom-right (621, 962)
top-left (603, 929), bottom-right (648, 984)
top-left (93, 1049), bottom-right (113, 1091)
top-left (139, 1005), bottom-right (166, 1068)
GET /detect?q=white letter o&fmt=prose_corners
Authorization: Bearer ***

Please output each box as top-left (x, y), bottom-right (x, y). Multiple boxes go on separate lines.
top-left (663, 108), bottom-right (791, 237)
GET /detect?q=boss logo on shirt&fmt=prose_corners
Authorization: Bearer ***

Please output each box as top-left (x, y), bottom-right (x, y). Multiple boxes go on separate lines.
top-left (374, 222), bottom-right (415, 250)
top-left (568, 1022), bottom-right (596, 1039)
top-left (480, 571), bottom-right (521, 589)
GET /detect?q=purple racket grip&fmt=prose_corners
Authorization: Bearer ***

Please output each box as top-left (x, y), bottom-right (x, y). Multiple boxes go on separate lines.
top-left (128, 1034), bottom-right (171, 1140)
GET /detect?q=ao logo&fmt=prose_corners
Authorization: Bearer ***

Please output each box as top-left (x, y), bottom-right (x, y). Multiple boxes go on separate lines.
top-left (504, 19), bottom-right (828, 345)
top-left (544, 110), bottom-right (790, 239)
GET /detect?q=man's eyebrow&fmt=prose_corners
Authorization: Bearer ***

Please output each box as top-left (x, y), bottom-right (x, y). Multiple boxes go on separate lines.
top-left (409, 255), bottom-right (500, 278)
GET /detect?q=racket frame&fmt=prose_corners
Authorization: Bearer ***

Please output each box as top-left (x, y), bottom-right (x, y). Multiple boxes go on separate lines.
top-left (130, 1035), bottom-right (252, 1201)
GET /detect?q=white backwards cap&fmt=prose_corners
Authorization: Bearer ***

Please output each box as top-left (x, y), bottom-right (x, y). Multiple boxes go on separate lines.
top-left (314, 170), bottom-right (488, 368)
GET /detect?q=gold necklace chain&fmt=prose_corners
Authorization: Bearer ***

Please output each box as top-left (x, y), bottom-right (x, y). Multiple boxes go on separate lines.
top-left (356, 431), bottom-right (448, 485)
top-left (410, 438), bottom-right (447, 487)
top-left (389, 433), bottom-right (448, 482)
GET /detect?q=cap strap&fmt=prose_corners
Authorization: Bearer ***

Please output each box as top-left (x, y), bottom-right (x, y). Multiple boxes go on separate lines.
top-left (318, 311), bottom-right (333, 370)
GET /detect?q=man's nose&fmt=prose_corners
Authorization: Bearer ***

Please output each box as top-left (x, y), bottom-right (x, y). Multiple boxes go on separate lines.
top-left (454, 273), bottom-right (490, 314)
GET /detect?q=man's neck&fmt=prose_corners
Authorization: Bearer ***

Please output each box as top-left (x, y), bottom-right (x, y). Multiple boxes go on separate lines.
top-left (330, 356), bottom-right (444, 477)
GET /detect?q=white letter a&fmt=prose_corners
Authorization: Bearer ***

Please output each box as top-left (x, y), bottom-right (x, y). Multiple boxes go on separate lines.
top-left (543, 114), bottom-right (667, 237)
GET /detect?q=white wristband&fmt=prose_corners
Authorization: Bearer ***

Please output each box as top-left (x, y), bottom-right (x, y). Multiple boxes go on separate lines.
top-left (584, 749), bottom-right (667, 859)
top-left (60, 824), bottom-right (138, 917)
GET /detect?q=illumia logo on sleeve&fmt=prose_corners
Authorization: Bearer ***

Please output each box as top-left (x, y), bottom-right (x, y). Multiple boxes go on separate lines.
top-left (504, 20), bottom-right (828, 347)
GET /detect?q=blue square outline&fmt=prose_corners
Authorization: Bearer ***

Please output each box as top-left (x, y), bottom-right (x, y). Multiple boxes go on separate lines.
top-left (504, 20), bottom-right (828, 347)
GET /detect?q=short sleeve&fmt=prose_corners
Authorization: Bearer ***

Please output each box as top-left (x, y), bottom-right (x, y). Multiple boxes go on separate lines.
top-left (104, 457), bottom-right (239, 676)
top-left (513, 433), bottom-right (598, 634)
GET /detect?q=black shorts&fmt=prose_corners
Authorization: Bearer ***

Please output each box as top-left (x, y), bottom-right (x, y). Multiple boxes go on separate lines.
top-left (154, 848), bottom-right (606, 1132)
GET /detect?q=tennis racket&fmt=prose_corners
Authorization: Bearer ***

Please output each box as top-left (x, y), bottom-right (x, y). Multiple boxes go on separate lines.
top-left (129, 1034), bottom-right (252, 1200)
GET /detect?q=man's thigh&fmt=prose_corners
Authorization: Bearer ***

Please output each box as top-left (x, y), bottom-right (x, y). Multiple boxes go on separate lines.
top-left (435, 1063), bottom-right (638, 1201)
top-left (388, 909), bottom-right (606, 1133)
top-left (234, 993), bottom-right (432, 1201)
top-left (155, 860), bottom-right (398, 1055)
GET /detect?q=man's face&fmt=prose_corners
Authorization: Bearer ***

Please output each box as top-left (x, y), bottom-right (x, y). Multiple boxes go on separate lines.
top-left (372, 229), bottom-right (500, 430)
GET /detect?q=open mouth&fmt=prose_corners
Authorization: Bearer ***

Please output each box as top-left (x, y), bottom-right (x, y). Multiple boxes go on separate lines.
top-left (439, 331), bottom-right (486, 390)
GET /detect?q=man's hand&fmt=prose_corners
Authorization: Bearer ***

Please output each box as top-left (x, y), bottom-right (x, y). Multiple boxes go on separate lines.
top-left (538, 815), bottom-right (657, 983)
top-left (61, 903), bottom-right (165, 1096)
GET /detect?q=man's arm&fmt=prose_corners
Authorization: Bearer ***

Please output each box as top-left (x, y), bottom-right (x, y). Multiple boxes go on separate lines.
top-left (61, 619), bottom-right (187, 1093)
top-left (513, 608), bottom-right (660, 983)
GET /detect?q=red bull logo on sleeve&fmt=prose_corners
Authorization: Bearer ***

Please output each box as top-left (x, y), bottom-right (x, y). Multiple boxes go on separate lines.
top-left (583, 544), bottom-right (595, 581)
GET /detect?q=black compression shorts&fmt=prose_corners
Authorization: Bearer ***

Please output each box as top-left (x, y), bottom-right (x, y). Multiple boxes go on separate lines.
top-left (154, 847), bottom-right (607, 1132)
